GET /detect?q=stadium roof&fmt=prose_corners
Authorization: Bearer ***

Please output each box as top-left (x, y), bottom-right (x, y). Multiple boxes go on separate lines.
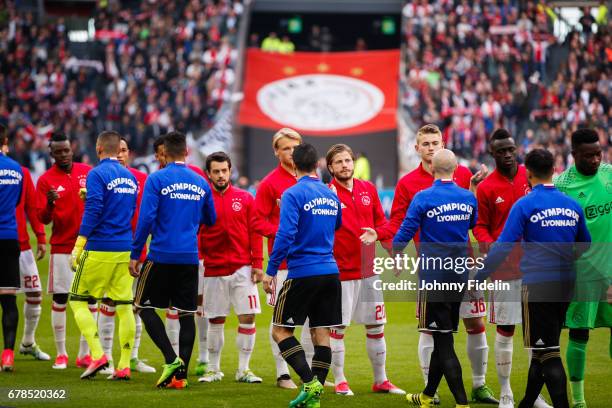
top-left (252, 0), bottom-right (403, 14)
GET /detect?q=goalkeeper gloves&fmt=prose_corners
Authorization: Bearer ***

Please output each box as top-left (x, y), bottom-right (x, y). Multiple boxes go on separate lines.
top-left (71, 235), bottom-right (87, 271)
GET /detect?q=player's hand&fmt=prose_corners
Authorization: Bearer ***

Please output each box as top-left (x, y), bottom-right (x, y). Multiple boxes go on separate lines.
top-left (46, 189), bottom-right (59, 206)
top-left (252, 268), bottom-right (263, 283)
top-left (470, 164), bottom-right (489, 192)
top-left (360, 227), bottom-right (377, 245)
top-left (36, 243), bottom-right (46, 261)
top-left (276, 198), bottom-right (281, 208)
top-left (70, 236), bottom-right (87, 272)
top-left (262, 274), bottom-right (274, 294)
top-left (129, 259), bottom-right (141, 277)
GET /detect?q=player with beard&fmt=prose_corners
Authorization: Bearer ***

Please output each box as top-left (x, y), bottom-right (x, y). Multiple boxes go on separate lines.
top-left (198, 151), bottom-right (263, 384)
top-left (555, 128), bottom-right (612, 408)
top-left (35, 132), bottom-right (95, 370)
top-left (97, 137), bottom-right (156, 376)
top-left (253, 128), bottom-right (316, 389)
top-left (325, 144), bottom-right (405, 396)
top-left (474, 129), bottom-right (552, 408)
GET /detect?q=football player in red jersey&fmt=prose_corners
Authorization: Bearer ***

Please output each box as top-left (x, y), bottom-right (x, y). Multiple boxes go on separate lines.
top-left (325, 144), bottom-right (405, 397)
top-left (35, 132), bottom-right (95, 370)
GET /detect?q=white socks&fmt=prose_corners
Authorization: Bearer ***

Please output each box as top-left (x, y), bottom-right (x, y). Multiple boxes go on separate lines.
top-left (330, 328), bottom-right (346, 384)
top-left (467, 329), bottom-right (488, 389)
top-left (131, 312), bottom-right (142, 360)
top-left (165, 309), bottom-right (180, 355)
top-left (236, 323), bottom-right (256, 372)
top-left (98, 303), bottom-right (116, 360)
top-left (366, 326), bottom-right (387, 384)
top-left (495, 331), bottom-right (514, 396)
top-left (22, 296), bottom-right (42, 345)
top-left (51, 301), bottom-right (67, 356)
top-left (208, 322), bottom-right (225, 372)
top-left (78, 305), bottom-right (98, 358)
top-left (196, 313), bottom-right (209, 363)
top-left (418, 332), bottom-right (434, 385)
top-left (301, 319), bottom-right (314, 367)
top-left (270, 321), bottom-right (290, 377)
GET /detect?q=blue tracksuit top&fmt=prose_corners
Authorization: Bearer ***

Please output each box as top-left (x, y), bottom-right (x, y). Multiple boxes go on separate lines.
top-left (0, 154), bottom-right (23, 240)
top-left (266, 176), bottom-right (342, 279)
top-left (475, 184), bottom-right (591, 284)
top-left (393, 179), bottom-right (477, 283)
top-left (131, 162), bottom-right (216, 264)
top-left (80, 158), bottom-right (137, 251)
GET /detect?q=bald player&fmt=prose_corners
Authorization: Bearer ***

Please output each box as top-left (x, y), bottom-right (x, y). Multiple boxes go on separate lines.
top-left (394, 149), bottom-right (477, 408)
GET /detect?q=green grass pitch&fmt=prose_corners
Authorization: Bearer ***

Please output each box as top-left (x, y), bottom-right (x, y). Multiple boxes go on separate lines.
top-left (1, 233), bottom-right (610, 407)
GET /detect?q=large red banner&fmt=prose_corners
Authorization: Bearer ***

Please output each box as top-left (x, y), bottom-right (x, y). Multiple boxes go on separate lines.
top-left (239, 49), bottom-right (400, 136)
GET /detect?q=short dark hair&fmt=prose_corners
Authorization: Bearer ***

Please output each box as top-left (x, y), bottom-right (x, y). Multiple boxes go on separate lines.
top-left (292, 143), bottom-right (318, 173)
top-left (163, 131), bottom-right (186, 158)
top-left (153, 135), bottom-right (166, 152)
top-left (49, 132), bottom-right (69, 144)
top-left (120, 136), bottom-right (129, 146)
top-left (571, 128), bottom-right (598, 149)
top-left (205, 151), bottom-right (232, 171)
top-left (0, 124), bottom-right (7, 146)
top-left (490, 128), bottom-right (512, 142)
top-left (97, 130), bottom-right (122, 154)
top-left (525, 148), bottom-right (554, 179)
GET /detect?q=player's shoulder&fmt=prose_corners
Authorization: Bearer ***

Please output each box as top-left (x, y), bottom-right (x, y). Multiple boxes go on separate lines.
top-left (452, 181), bottom-right (476, 201)
top-left (598, 162), bottom-right (612, 178)
top-left (554, 166), bottom-right (575, 189)
top-left (1, 155), bottom-right (22, 171)
top-left (260, 166), bottom-right (281, 185)
top-left (354, 177), bottom-right (376, 191)
top-left (129, 166), bottom-right (147, 180)
top-left (398, 166), bottom-right (422, 185)
top-left (230, 185), bottom-right (254, 200)
top-left (73, 162), bottom-right (92, 174)
top-left (20, 166), bottom-right (31, 178)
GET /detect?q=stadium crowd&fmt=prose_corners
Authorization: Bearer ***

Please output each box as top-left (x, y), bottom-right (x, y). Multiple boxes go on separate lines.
top-left (401, 0), bottom-right (611, 173)
top-left (0, 0), bottom-right (243, 170)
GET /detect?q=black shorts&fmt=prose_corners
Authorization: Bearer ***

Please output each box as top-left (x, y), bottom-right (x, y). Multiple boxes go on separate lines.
top-left (522, 283), bottom-right (572, 350)
top-left (273, 273), bottom-right (341, 328)
top-left (134, 260), bottom-right (198, 313)
top-left (418, 289), bottom-right (464, 333)
top-left (0, 239), bottom-right (20, 290)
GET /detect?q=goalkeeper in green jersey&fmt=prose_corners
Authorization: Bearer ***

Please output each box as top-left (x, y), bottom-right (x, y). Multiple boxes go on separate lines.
top-left (555, 128), bottom-right (612, 408)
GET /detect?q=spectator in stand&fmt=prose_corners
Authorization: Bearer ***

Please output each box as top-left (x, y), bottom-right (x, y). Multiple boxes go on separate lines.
top-left (1, 0), bottom-right (244, 174)
top-left (401, 1), bottom-right (610, 169)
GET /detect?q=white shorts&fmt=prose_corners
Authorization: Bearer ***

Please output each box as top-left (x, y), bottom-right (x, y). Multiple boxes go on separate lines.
top-left (459, 288), bottom-right (487, 319)
top-left (267, 269), bottom-right (288, 307)
top-left (203, 265), bottom-right (261, 318)
top-left (19, 249), bottom-right (42, 293)
top-left (48, 253), bottom-right (73, 294)
top-left (488, 279), bottom-right (522, 325)
top-left (341, 275), bottom-right (386, 326)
